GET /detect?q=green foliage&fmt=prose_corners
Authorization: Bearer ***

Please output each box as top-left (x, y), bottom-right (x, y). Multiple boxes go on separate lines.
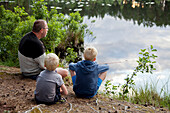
top-left (0, 5), bottom-right (21, 62)
top-left (104, 80), bottom-right (118, 96)
top-left (103, 45), bottom-right (169, 110)
top-left (104, 45), bottom-right (158, 99)
top-left (0, 5), bottom-right (30, 63)
top-left (136, 45), bottom-right (157, 74)
top-left (131, 81), bottom-right (170, 110)
top-left (132, 83), bottom-right (161, 105)
top-left (14, 16), bottom-right (36, 38)
top-left (14, 6), bottom-right (28, 19)
top-left (32, 0), bottom-right (93, 61)
top-left (0, 0), bottom-right (95, 66)
top-left (65, 48), bottom-right (78, 63)
top-left (46, 11), bottom-right (94, 62)
top-left (61, 11), bottom-right (89, 46)
top-left (43, 13), bottom-right (66, 52)
top-left (121, 45), bottom-right (157, 99)
top-left (31, 0), bottom-right (49, 20)
top-left (163, 93), bottom-right (170, 110)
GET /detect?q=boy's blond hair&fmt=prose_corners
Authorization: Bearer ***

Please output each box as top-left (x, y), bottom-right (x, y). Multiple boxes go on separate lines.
top-left (84, 47), bottom-right (98, 61)
top-left (45, 53), bottom-right (59, 71)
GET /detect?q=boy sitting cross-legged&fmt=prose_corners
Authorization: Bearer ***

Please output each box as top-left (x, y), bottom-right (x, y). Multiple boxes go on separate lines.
top-left (69, 47), bottom-right (109, 98)
top-left (35, 53), bottom-right (68, 105)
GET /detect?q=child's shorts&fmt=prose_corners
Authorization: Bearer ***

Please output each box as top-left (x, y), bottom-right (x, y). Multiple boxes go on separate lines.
top-left (72, 75), bottom-right (102, 98)
top-left (35, 94), bottom-right (61, 105)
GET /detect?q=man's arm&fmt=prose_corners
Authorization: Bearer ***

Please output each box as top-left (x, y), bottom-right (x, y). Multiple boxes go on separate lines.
top-left (56, 68), bottom-right (69, 78)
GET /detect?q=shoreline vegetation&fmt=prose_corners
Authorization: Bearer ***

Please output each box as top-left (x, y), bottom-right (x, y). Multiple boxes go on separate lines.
top-left (102, 45), bottom-right (170, 111)
top-left (102, 79), bottom-right (170, 110)
top-left (0, 0), bottom-right (169, 112)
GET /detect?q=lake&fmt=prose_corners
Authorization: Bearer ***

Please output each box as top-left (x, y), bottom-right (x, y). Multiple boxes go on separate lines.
top-left (55, 0), bottom-right (170, 93)
top-left (84, 15), bottom-right (170, 94)
top-left (2, 0), bottom-right (170, 94)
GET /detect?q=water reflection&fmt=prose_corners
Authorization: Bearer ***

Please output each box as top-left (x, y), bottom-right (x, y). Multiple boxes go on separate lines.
top-left (53, 0), bottom-right (170, 27)
top-left (84, 15), bottom-right (170, 92)
top-left (1, 0), bottom-right (170, 27)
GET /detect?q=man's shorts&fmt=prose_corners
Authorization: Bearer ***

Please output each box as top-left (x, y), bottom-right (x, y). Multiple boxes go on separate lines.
top-left (22, 73), bottom-right (39, 80)
top-left (72, 75), bottom-right (102, 98)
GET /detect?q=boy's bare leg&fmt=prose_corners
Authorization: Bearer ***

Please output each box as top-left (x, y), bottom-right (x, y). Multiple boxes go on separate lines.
top-left (99, 71), bottom-right (107, 81)
top-left (56, 68), bottom-right (69, 78)
top-left (69, 70), bottom-right (76, 77)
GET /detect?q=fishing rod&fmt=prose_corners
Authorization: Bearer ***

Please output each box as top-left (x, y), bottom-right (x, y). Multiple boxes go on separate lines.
top-left (98, 60), bottom-right (129, 64)
top-left (60, 59), bottom-right (136, 68)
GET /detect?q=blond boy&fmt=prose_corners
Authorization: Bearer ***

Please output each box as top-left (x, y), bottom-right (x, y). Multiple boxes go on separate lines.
top-left (69, 47), bottom-right (109, 98)
top-left (35, 53), bottom-right (68, 104)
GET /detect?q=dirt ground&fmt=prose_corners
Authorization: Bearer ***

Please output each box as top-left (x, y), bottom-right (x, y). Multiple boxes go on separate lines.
top-left (0, 65), bottom-right (169, 113)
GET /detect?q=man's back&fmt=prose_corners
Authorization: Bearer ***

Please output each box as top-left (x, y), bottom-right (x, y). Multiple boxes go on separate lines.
top-left (19, 32), bottom-right (45, 59)
top-left (18, 32), bottom-right (46, 76)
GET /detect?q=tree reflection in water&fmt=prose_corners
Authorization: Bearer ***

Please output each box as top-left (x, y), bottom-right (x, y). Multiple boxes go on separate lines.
top-left (0, 0), bottom-right (169, 27)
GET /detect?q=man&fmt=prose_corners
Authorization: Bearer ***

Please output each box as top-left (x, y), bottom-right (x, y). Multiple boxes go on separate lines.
top-left (18, 19), bottom-right (68, 80)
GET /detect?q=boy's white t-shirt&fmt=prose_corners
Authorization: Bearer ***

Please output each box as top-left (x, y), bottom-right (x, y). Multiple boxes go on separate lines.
top-left (35, 70), bottom-right (64, 102)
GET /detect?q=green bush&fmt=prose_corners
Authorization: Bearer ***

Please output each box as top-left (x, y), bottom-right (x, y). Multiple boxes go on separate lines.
top-left (104, 45), bottom-right (158, 99)
top-left (0, 5), bottom-right (21, 62)
top-left (32, 0), bottom-right (49, 20)
top-left (0, 0), bottom-right (95, 66)
top-left (43, 13), bottom-right (66, 52)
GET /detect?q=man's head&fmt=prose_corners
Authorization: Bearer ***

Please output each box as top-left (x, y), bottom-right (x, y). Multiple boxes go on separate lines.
top-left (45, 53), bottom-right (59, 71)
top-left (32, 19), bottom-right (48, 39)
top-left (84, 47), bottom-right (98, 61)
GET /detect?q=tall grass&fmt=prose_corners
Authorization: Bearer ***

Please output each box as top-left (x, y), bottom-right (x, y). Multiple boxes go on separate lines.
top-left (0, 60), bottom-right (19, 67)
top-left (130, 78), bottom-right (170, 110)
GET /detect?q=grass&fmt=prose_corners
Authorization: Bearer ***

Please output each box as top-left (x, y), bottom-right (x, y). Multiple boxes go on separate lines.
top-left (103, 77), bottom-right (170, 110)
top-left (0, 60), bottom-right (19, 67)
top-left (129, 80), bottom-right (170, 110)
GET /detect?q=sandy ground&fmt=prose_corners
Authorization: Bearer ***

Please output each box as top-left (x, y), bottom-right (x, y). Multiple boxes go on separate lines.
top-left (0, 65), bottom-right (169, 113)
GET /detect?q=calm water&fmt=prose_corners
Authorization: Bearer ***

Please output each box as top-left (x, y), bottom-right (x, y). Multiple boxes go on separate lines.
top-left (54, 0), bottom-right (170, 94)
top-left (2, 0), bottom-right (170, 93)
top-left (84, 15), bottom-right (170, 93)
